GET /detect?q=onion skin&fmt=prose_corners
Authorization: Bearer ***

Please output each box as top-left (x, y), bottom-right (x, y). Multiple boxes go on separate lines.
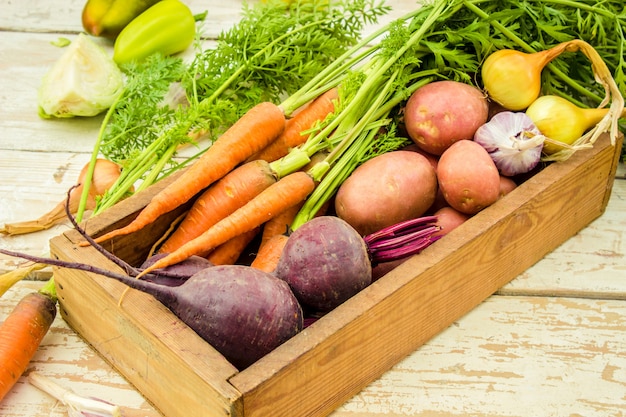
top-left (525, 95), bottom-right (609, 155)
top-left (481, 48), bottom-right (558, 111)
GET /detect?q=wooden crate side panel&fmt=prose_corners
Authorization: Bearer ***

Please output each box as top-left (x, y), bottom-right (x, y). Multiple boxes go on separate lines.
top-left (50, 237), bottom-right (243, 417)
top-left (65, 170), bottom-right (192, 267)
top-left (601, 136), bottom-right (623, 208)
top-left (231, 136), bottom-right (619, 417)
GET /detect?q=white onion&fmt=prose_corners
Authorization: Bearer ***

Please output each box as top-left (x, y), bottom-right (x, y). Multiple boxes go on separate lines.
top-left (474, 111), bottom-right (545, 176)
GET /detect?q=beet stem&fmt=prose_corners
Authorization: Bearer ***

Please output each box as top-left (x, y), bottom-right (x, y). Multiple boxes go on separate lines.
top-left (364, 215), bottom-right (438, 243)
top-left (364, 215), bottom-right (441, 264)
top-left (366, 225), bottom-right (439, 250)
top-left (64, 185), bottom-right (140, 277)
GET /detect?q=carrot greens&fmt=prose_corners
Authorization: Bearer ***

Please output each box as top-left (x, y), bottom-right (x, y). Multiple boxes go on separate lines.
top-left (80, 0), bottom-right (625, 225)
top-left (77, 0), bottom-right (389, 221)
top-left (279, 0), bottom-right (625, 227)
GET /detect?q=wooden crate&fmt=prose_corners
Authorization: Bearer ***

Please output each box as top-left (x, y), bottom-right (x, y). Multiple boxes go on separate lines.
top-left (50, 133), bottom-right (622, 417)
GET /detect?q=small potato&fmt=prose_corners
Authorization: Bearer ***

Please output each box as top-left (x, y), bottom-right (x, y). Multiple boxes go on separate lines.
top-left (335, 151), bottom-right (438, 236)
top-left (401, 143), bottom-right (439, 170)
top-left (499, 175), bottom-right (518, 198)
top-left (433, 206), bottom-right (470, 237)
top-left (437, 140), bottom-right (500, 215)
top-left (404, 80), bottom-right (489, 155)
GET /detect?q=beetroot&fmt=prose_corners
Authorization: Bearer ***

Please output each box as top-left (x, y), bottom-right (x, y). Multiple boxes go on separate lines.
top-left (126, 264), bottom-right (302, 369)
top-left (123, 264), bottom-right (302, 369)
top-left (274, 216), bottom-right (372, 312)
top-left (0, 245), bottom-right (303, 370)
top-left (176, 266), bottom-right (303, 369)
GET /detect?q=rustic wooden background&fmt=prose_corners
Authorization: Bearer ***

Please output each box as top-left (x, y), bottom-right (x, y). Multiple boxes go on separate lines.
top-left (1, 1), bottom-right (625, 416)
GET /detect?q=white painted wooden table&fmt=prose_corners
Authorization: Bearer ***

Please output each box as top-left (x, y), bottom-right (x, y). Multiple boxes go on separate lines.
top-left (1, 1), bottom-right (625, 416)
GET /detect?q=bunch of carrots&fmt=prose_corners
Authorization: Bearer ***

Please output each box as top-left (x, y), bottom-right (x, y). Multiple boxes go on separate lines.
top-left (87, 1), bottom-right (469, 276)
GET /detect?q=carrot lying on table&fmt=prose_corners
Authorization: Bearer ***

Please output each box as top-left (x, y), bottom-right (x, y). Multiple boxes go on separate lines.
top-left (249, 88), bottom-right (338, 163)
top-left (158, 160), bottom-right (277, 253)
top-left (92, 101), bottom-right (286, 244)
top-left (206, 227), bottom-right (260, 265)
top-left (0, 279), bottom-right (57, 401)
top-left (137, 171), bottom-right (316, 277)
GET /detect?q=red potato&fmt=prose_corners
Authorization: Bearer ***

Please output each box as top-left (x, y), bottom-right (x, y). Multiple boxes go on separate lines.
top-left (371, 258), bottom-right (407, 282)
top-left (499, 175), bottom-right (518, 198)
top-left (401, 143), bottom-right (439, 170)
top-left (404, 80), bottom-right (489, 155)
top-left (432, 206), bottom-right (470, 237)
top-left (437, 140), bottom-right (500, 215)
top-left (427, 187), bottom-right (448, 214)
top-left (335, 150), bottom-right (438, 236)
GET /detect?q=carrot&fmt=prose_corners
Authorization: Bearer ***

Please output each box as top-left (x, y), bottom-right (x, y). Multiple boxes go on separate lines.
top-left (248, 88), bottom-right (338, 163)
top-left (92, 101), bottom-right (286, 244)
top-left (137, 171), bottom-right (316, 277)
top-left (206, 228), bottom-right (260, 265)
top-left (251, 233), bottom-right (289, 273)
top-left (259, 201), bottom-right (302, 249)
top-left (158, 160), bottom-right (277, 253)
top-left (256, 150), bottom-right (330, 250)
top-left (0, 279), bottom-right (57, 401)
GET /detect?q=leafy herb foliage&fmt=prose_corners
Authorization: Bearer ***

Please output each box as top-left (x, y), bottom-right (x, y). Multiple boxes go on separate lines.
top-left (88, 0), bottom-right (625, 220)
top-left (89, 0), bottom-right (388, 216)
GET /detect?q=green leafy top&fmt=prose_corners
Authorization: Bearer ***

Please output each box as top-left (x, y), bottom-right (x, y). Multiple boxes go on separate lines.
top-left (80, 0), bottom-right (389, 219)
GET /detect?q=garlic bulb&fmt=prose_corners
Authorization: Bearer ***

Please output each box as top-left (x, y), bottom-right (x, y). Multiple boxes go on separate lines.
top-left (474, 111), bottom-right (544, 176)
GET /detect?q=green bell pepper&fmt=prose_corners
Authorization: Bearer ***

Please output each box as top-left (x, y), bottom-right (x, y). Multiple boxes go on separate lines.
top-left (113, 0), bottom-right (195, 65)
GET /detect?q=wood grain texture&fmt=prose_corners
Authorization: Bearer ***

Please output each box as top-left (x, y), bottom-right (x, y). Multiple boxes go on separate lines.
top-left (0, 281), bottom-right (162, 417)
top-left (331, 295), bottom-right (626, 417)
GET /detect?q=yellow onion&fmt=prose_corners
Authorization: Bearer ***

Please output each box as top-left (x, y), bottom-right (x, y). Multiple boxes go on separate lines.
top-left (525, 95), bottom-right (611, 155)
top-left (483, 39), bottom-right (623, 161)
top-left (481, 48), bottom-right (560, 111)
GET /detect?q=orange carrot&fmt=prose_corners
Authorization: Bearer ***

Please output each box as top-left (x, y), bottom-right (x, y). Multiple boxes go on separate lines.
top-left (259, 201), bottom-right (303, 249)
top-left (255, 151), bottom-right (329, 250)
top-left (137, 171), bottom-right (316, 277)
top-left (0, 280), bottom-right (57, 401)
top-left (206, 228), bottom-right (260, 265)
top-left (248, 88), bottom-right (338, 163)
top-left (250, 233), bottom-right (289, 273)
top-left (93, 101), bottom-right (286, 244)
top-left (158, 160), bottom-right (277, 253)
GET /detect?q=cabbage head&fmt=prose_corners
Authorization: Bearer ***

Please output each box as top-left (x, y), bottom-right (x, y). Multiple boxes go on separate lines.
top-left (38, 33), bottom-right (123, 118)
